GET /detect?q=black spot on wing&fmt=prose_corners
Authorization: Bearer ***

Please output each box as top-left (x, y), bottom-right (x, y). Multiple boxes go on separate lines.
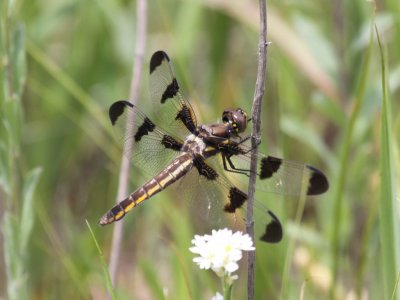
top-left (193, 157), bottom-right (218, 180)
top-left (175, 104), bottom-right (197, 133)
top-left (134, 117), bottom-right (155, 142)
top-left (306, 166), bottom-right (329, 195)
top-left (224, 187), bottom-right (247, 213)
top-left (161, 78), bottom-right (180, 103)
top-left (109, 100), bottom-right (133, 126)
top-left (161, 135), bottom-right (183, 151)
top-left (150, 50), bottom-right (170, 74)
top-left (259, 156), bottom-right (282, 179)
top-left (260, 211), bottom-right (282, 243)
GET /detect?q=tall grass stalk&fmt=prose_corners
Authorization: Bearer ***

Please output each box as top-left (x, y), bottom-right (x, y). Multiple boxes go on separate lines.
top-left (107, 0), bottom-right (148, 290)
top-left (330, 17), bottom-right (374, 297)
top-left (1, 2), bottom-right (41, 299)
top-left (86, 220), bottom-right (116, 300)
top-left (376, 25), bottom-right (400, 300)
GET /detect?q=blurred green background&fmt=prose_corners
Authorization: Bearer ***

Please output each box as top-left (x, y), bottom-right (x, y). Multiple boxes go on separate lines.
top-left (1, 0), bottom-right (399, 299)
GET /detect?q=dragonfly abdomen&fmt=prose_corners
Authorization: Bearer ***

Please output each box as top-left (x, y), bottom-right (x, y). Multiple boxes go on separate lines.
top-left (99, 153), bottom-right (193, 225)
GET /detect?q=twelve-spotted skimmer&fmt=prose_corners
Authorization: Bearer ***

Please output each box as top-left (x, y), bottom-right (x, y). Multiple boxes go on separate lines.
top-left (99, 51), bottom-right (329, 243)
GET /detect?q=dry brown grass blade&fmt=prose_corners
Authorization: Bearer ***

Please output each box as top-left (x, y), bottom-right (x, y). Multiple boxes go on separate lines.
top-left (203, 0), bottom-right (340, 103)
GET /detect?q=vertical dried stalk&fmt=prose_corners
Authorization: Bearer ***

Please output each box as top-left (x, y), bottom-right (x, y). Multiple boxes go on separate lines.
top-left (247, 0), bottom-right (268, 299)
top-left (108, 0), bottom-right (148, 289)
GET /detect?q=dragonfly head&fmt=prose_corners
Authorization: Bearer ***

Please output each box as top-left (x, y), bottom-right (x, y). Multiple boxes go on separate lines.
top-left (222, 108), bottom-right (248, 135)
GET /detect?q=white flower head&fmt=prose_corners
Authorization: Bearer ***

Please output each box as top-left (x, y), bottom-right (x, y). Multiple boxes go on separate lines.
top-left (190, 228), bottom-right (255, 281)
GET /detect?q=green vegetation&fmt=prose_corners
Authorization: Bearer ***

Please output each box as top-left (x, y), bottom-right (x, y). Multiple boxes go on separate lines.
top-left (1, 0), bottom-right (399, 299)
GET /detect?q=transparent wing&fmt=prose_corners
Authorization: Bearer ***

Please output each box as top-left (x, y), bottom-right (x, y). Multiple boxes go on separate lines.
top-left (174, 155), bottom-right (284, 243)
top-left (203, 135), bottom-right (329, 197)
top-left (228, 151), bottom-right (329, 196)
top-left (109, 100), bottom-right (183, 176)
top-left (149, 50), bottom-right (197, 136)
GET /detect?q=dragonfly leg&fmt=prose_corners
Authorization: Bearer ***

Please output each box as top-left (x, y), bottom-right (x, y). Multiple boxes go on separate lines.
top-left (238, 135), bottom-right (251, 144)
top-left (221, 154), bottom-right (255, 177)
top-left (239, 135), bottom-right (261, 154)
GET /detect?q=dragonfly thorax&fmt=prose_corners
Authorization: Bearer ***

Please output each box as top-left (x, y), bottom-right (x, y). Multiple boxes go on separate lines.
top-left (181, 134), bottom-right (207, 156)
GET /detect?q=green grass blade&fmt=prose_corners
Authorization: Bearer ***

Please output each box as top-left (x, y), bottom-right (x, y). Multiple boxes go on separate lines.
top-left (376, 25), bottom-right (400, 300)
top-left (1, 3), bottom-right (30, 299)
top-left (86, 220), bottom-right (117, 300)
top-left (3, 212), bottom-right (28, 300)
top-left (19, 167), bottom-right (42, 254)
top-left (330, 19), bottom-right (374, 295)
top-left (393, 273), bottom-right (400, 300)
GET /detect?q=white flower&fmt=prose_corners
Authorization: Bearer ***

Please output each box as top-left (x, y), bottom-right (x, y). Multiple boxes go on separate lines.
top-left (211, 292), bottom-right (224, 300)
top-left (189, 228), bottom-right (255, 281)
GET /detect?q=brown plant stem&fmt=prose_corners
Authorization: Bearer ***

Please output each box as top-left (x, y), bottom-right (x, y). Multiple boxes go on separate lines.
top-left (108, 0), bottom-right (148, 292)
top-left (247, 0), bottom-right (268, 299)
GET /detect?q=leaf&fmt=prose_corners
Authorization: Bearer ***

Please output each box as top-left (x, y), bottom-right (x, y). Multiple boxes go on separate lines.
top-left (19, 167), bottom-right (42, 254)
top-left (86, 220), bottom-right (116, 300)
top-left (376, 25), bottom-right (400, 300)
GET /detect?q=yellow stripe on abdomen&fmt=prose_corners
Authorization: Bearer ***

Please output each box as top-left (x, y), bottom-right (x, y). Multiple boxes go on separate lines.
top-left (99, 153), bottom-right (193, 226)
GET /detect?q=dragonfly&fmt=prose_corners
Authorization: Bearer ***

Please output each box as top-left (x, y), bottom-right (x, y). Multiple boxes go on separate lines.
top-left (99, 50), bottom-right (329, 243)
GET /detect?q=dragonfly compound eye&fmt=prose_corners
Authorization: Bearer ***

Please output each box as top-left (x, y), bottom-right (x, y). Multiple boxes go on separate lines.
top-left (231, 108), bottom-right (247, 133)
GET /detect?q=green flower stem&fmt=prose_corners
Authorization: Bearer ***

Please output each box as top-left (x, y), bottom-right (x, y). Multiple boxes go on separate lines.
top-left (223, 276), bottom-right (233, 300)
